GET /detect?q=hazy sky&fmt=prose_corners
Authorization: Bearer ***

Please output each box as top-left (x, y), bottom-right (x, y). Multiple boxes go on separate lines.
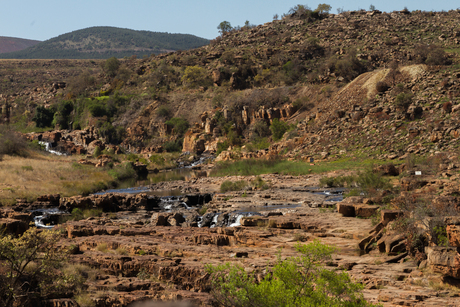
top-left (2, 0), bottom-right (459, 41)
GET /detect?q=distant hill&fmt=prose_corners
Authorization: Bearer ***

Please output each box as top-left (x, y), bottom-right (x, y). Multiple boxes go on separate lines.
top-left (0, 36), bottom-right (41, 53)
top-left (0, 26), bottom-right (210, 59)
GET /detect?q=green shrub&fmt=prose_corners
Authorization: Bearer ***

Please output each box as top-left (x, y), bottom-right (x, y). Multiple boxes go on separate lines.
top-left (149, 154), bottom-right (165, 166)
top-left (93, 146), bottom-right (102, 158)
top-left (181, 65), bottom-right (211, 88)
top-left (414, 44), bottom-right (450, 66)
top-left (270, 118), bottom-right (290, 141)
top-left (251, 120), bottom-right (271, 139)
top-left (0, 129), bottom-right (28, 157)
top-left (433, 225), bottom-right (449, 247)
top-left (216, 141), bottom-right (229, 156)
top-left (252, 137), bottom-right (271, 150)
top-left (29, 140), bottom-right (45, 151)
top-left (62, 208), bottom-right (103, 222)
top-left (251, 176), bottom-right (269, 190)
top-left (0, 229), bottom-right (80, 306)
top-left (102, 57), bottom-right (120, 77)
top-left (98, 122), bottom-right (125, 145)
top-left (355, 168), bottom-right (392, 191)
top-left (163, 139), bottom-right (183, 152)
top-left (51, 100), bottom-right (73, 129)
top-left (319, 175), bottom-right (355, 188)
top-left (226, 128), bottom-right (242, 146)
top-left (32, 106), bottom-right (55, 128)
top-left (87, 101), bottom-right (107, 117)
top-left (395, 92), bottom-right (413, 109)
top-left (319, 176), bottom-right (337, 188)
top-left (220, 180), bottom-right (247, 192)
top-left (198, 205), bottom-right (208, 215)
top-left (165, 117), bottom-right (189, 136)
top-left (325, 49), bottom-right (367, 81)
top-left (156, 105), bottom-right (171, 119)
top-left (206, 240), bottom-right (378, 307)
top-left (108, 163), bottom-right (137, 180)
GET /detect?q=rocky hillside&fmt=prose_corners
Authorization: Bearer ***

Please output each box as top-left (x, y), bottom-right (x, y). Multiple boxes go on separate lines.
top-left (1, 9), bottom-right (459, 158)
top-left (0, 36), bottom-right (41, 54)
top-left (0, 26), bottom-right (210, 59)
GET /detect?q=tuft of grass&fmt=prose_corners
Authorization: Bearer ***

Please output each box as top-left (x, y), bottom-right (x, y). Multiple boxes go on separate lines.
top-left (74, 293), bottom-right (96, 307)
top-left (251, 176), bottom-right (270, 190)
top-left (96, 243), bottom-right (108, 253)
top-left (220, 180), bottom-right (247, 192)
top-left (116, 247), bottom-right (128, 255)
top-left (198, 205), bottom-right (208, 215)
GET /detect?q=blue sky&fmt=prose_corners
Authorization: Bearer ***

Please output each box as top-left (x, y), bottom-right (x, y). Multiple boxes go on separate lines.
top-left (2, 0), bottom-right (459, 41)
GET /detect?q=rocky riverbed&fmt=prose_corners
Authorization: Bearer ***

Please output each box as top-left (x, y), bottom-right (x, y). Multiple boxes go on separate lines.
top-left (1, 172), bottom-right (460, 306)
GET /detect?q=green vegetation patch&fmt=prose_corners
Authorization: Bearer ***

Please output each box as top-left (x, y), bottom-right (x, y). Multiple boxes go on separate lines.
top-left (206, 240), bottom-right (379, 307)
top-left (211, 158), bottom-right (385, 177)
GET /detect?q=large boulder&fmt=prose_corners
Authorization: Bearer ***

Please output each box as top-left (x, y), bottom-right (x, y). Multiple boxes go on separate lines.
top-left (182, 131), bottom-right (206, 154)
top-left (446, 217), bottom-right (460, 247)
top-left (337, 203), bottom-right (355, 217)
top-left (381, 210), bottom-right (403, 226)
top-left (0, 218), bottom-right (29, 235)
top-left (426, 246), bottom-right (460, 279)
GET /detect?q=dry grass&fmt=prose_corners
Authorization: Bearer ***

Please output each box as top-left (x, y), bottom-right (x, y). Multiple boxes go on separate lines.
top-left (0, 152), bottom-right (114, 206)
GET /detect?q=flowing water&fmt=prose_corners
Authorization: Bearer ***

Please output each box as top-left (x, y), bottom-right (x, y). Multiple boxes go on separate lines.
top-left (39, 141), bottom-right (68, 156)
top-left (31, 208), bottom-right (67, 229)
top-left (31, 155), bottom-right (346, 229)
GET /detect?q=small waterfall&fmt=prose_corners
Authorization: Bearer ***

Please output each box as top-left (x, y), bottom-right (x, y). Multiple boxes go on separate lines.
top-left (210, 214), bottom-right (220, 228)
top-left (160, 196), bottom-right (193, 211)
top-left (39, 141), bottom-right (67, 156)
top-left (32, 208), bottom-right (65, 229)
top-left (312, 188), bottom-right (345, 202)
top-left (229, 214), bottom-right (245, 227)
top-left (199, 211), bottom-right (263, 228)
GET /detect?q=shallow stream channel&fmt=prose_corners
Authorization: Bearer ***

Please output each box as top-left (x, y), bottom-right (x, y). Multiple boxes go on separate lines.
top-left (31, 158), bottom-right (345, 230)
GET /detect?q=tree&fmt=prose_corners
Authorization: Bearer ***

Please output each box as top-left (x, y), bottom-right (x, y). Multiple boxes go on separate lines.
top-left (32, 106), bottom-right (55, 128)
top-left (102, 56), bottom-right (120, 77)
top-left (369, 4), bottom-right (376, 11)
top-left (0, 229), bottom-right (79, 307)
top-left (288, 4), bottom-right (311, 17)
top-left (243, 20), bottom-right (254, 29)
top-left (181, 65), bottom-right (211, 88)
top-left (206, 240), bottom-right (379, 307)
top-left (51, 100), bottom-right (73, 129)
top-left (316, 3), bottom-right (332, 14)
top-left (217, 21), bottom-right (232, 35)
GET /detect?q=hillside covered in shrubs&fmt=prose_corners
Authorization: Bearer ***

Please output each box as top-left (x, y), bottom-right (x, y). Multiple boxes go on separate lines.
top-left (0, 26), bottom-right (210, 59)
